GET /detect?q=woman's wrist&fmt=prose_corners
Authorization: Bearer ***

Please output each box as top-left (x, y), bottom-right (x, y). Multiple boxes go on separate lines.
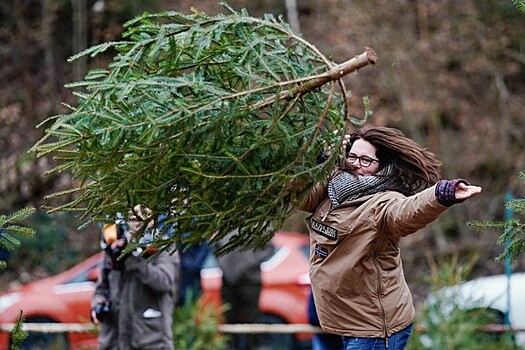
top-left (435, 179), bottom-right (469, 206)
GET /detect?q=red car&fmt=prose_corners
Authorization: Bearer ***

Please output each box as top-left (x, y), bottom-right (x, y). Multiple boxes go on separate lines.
top-left (0, 230), bottom-right (311, 350)
top-left (0, 252), bottom-right (102, 350)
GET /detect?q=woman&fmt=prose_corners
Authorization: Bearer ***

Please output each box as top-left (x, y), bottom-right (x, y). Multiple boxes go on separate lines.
top-left (301, 126), bottom-right (481, 350)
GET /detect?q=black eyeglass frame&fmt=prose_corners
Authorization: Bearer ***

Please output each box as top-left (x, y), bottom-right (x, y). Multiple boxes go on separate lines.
top-left (347, 153), bottom-right (379, 167)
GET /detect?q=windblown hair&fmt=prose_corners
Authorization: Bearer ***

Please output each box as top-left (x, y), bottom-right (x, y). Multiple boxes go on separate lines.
top-left (347, 126), bottom-right (441, 195)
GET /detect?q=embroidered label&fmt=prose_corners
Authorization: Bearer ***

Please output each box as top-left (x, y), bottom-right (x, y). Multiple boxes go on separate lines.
top-left (315, 244), bottom-right (329, 258)
top-left (311, 219), bottom-right (338, 241)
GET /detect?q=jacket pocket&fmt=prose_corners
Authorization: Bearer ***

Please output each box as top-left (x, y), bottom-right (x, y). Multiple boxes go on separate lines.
top-left (310, 217), bottom-right (347, 261)
top-left (376, 237), bottom-right (400, 271)
top-left (310, 218), bottom-right (340, 242)
top-left (131, 310), bottom-right (165, 348)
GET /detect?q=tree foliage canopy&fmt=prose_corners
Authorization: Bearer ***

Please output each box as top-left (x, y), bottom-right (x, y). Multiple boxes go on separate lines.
top-left (31, 2), bottom-right (376, 253)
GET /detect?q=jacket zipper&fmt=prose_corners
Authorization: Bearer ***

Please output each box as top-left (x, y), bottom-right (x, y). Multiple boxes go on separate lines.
top-left (373, 256), bottom-right (389, 349)
top-left (321, 199), bottom-right (338, 221)
top-left (321, 205), bottom-right (334, 221)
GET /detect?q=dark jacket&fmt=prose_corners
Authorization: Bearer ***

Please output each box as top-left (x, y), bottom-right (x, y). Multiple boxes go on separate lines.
top-left (93, 249), bottom-right (181, 350)
top-left (179, 241), bottom-right (209, 306)
top-left (215, 231), bottom-right (274, 286)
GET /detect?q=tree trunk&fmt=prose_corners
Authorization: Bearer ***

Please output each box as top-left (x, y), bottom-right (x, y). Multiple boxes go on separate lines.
top-left (285, 0), bottom-right (300, 33)
top-left (42, 0), bottom-right (57, 98)
top-left (71, 0), bottom-right (87, 81)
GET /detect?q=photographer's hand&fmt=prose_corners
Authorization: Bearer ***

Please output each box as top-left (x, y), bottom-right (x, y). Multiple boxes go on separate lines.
top-left (107, 238), bottom-right (128, 269)
top-left (91, 310), bottom-right (100, 324)
top-left (91, 296), bottom-right (107, 324)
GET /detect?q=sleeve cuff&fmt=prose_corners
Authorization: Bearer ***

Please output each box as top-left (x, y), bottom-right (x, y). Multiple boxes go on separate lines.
top-left (435, 179), bottom-right (469, 207)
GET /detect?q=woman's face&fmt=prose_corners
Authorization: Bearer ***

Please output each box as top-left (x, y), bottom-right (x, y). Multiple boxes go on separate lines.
top-left (346, 138), bottom-right (380, 176)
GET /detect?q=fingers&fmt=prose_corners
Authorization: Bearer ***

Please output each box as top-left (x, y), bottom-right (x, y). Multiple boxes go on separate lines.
top-left (455, 184), bottom-right (482, 200)
top-left (468, 185), bottom-right (482, 194)
top-left (110, 238), bottom-right (126, 249)
top-left (91, 310), bottom-right (99, 324)
top-left (459, 183), bottom-right (482, 194)
top-left (342, 134), bottom-right (351, 150)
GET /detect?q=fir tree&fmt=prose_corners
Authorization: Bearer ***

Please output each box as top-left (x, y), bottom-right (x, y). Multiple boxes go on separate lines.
top-left (470, 171), bottom-right (525, 263)
top-left (0, 207), bottom-right (35, 349)
top-left (0, 207), bottom-right (35, 270)
top-left (31, 3), bottom-right (376, 253)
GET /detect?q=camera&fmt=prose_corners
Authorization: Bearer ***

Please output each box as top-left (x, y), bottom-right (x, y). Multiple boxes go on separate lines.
top-left (93, 301), bottom-right (112, 322)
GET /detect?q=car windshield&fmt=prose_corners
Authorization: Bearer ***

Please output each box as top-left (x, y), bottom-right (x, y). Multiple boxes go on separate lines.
top-left (299, 245), bottom-right (309, 259)
top-left (65, 263), bottom-right (101, 284)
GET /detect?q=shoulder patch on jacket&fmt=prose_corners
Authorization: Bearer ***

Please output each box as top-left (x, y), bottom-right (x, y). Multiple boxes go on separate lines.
top-left (311, 219), bottom-right (338, 240)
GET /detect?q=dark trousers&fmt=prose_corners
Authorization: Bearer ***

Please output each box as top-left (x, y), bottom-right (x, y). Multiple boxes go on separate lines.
top-left (222, 282), bottom-right (262, 350)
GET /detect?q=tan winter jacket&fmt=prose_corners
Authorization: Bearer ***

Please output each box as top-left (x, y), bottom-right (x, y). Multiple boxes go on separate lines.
top-left (301, 183), bottom-right (447, 338)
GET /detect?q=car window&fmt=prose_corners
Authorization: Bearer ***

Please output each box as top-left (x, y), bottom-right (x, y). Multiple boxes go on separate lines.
top-left (64, 263), bottom-right (101, 284)
top-left (300, 244), bottom-right (310, 259)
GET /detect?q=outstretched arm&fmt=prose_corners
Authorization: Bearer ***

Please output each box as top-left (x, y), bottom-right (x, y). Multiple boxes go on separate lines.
top-left (378, 180), bottom-right (481, 238)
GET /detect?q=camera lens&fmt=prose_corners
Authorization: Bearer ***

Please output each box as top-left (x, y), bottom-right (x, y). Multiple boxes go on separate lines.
top-left (95, 301), bottom-right (111, 321)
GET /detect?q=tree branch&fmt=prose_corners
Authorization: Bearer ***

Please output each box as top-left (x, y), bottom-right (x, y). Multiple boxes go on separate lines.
top-left (252, 47), bottom-right (377, 110)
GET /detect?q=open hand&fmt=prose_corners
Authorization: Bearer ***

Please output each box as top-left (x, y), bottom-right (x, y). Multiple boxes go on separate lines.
top-left (455, 182), bottom-right (482, 201)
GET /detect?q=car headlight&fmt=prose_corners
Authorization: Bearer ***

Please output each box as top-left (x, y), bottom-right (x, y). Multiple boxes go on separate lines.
top-left (0, 293), bottom-right (20, 313)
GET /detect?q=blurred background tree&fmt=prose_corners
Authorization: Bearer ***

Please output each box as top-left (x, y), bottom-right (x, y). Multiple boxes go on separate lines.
top-left (470, 0), bottom-right (525, 266)
top-left (0, 207), bottom-right (35, 271)
top-left (0, 207), bottom-right (35, 348)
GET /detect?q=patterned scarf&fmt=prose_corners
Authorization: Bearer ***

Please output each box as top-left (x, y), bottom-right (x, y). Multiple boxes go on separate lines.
top-left (327, 165), bottom-right (399, 208)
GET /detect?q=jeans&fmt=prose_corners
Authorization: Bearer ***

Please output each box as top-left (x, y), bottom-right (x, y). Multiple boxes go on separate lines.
top-left (342, 323), bottom-right (413, 350)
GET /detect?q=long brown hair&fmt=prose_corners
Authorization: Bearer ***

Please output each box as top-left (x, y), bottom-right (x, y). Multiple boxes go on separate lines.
top-left (348, 126), bottom-right (441, 195)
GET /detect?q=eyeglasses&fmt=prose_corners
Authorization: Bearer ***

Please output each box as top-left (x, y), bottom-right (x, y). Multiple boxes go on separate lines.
top-left (347, 153), bottom-right (379, 167)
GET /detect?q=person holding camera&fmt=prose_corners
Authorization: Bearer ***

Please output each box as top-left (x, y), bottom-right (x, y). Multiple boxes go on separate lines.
top-left (91, 209), bottom-right (181, 350)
